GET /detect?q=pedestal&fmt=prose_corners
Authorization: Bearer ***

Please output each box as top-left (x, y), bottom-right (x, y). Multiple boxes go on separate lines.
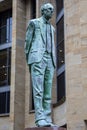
top-left (25, 127), bottom-right (66, 130)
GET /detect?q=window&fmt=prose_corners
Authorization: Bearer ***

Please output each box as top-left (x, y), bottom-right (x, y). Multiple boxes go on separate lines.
top-left (57, 72), bottom-right (65, 101)
top-left (0, 9), bottom-right (12, 115)
top-left (57, 16), bottom-right (64, 68)
top-left (0, 91), bottom-right (10, 114)
top-left (30, 0), bottom-right (36, 111)
top-left (0, 48), bottom-right (11, 87)
top-left (56, 0), bottom-right (65, 103)
top-left (56, 0), bottom-right (63, 15)
top-left (31, 0), bottom-right (36, 19)
top-left (0, 10), bottom-right (12, 45)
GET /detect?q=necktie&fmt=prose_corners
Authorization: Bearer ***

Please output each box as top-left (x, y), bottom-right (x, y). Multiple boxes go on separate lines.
top-left (46, 22), bottom-right (52, 53)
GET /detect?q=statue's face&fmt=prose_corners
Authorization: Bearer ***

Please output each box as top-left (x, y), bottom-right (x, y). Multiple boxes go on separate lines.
top-left (43, 4), bottom-right (54, 20)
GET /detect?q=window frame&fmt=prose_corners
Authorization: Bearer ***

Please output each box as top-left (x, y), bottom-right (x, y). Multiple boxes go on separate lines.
top-left (56, 0), bottom-right (66, 104)
top-left (29, 0), bottom-right (36, 112)
top-left (0, 9), bottom-right (12, 116)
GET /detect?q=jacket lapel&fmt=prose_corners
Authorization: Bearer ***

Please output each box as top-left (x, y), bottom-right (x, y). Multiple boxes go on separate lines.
top-left (38, 17), bottom-right (53, 46)
top-left (38, 17), bottom-right (46, 44)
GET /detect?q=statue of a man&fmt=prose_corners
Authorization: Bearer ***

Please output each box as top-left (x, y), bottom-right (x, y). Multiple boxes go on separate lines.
top-left (24, 3), bottom-right (56, 127)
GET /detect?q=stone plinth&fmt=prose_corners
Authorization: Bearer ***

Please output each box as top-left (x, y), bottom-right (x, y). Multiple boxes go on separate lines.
top-left (25, 127), bottom-right (66, 130)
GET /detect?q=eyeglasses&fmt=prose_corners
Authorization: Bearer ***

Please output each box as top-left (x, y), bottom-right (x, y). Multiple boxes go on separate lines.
top-left (45, 8), bottom-right (54, 13)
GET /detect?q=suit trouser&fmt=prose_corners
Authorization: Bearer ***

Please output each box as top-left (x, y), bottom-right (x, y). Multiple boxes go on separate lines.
top-left (31, 52), bottom-right (54, 123)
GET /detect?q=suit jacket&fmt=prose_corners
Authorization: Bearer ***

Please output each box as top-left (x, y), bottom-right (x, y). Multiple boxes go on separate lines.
top-left (24, 16), bottom-right (56, 68)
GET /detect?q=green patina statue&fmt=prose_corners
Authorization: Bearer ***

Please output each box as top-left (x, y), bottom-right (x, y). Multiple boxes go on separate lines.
top-left (24, 3), bottom-right (56, 127)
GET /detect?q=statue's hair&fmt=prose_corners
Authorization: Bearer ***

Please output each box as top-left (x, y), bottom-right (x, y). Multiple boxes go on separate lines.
top-left (40, 3), bottom-right (54, 15)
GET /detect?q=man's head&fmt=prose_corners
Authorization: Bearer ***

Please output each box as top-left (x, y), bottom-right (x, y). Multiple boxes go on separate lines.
top-left (41, 3), bottom-right (54, 20)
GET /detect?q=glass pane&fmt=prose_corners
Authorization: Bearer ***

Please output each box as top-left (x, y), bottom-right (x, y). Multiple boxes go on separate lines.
top-left (57, 40), bottom-right (65, 68)
top-left (0, 48), bottom-right (11, 87)
top-left (0, 68), bottom-right (8, 86)
top-left (0, 92), bottom-right (6, 114)
top-left (0, 26), bottom-right (7, 44)
top-left (0, 49), bottom-right (7, 67)
top-left (0, 25), bottom-right (11, 44)
top-left (0, 9), bottom-right (12, 45)
top-left (8, 48), bottom-right (11, 65)
top-left (56, 0), bottom-right (63, 15)
top-left (7, 91), bottom-right (10, 113)
top-left (57, 16), bottom-right (64, 44)
top-left (57, 72), bottom-right (65, 101)
top-left (0, 14), bottom-right (8, 27)
top-left (31, 0), bottom-right (36, 19)
top-left (0, 91), bottom-right (10, 114)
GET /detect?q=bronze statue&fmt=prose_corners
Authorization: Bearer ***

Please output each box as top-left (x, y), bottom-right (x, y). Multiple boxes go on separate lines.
top-left (25, 3), bottom-right (56, 127)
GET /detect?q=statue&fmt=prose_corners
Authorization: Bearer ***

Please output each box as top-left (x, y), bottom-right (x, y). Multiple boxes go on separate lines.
top-left (24, 3), bottom-right (56, 127)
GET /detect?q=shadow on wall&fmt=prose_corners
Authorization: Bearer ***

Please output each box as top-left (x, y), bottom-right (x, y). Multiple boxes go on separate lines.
top-left (84, 120), bottom-right (87, 130)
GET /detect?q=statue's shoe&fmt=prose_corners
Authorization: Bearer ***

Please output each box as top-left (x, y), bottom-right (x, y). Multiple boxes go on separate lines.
top-left (49, 123), bottom-right (58, 127)
top-left (36, 120), bottom-right (51, 127)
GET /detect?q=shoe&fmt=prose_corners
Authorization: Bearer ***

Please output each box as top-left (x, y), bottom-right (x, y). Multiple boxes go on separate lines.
top-left (36, 119), bottom-right (51, 127)
top-left (50, 123), bottom-right (58, 127)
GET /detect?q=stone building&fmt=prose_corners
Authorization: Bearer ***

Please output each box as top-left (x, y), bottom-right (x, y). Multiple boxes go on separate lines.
top-left (0, 0), bottom-right (87, 130)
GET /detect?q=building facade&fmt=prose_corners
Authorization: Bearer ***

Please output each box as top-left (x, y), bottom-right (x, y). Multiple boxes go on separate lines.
top-left (0, 0), bottom-right (87, 130)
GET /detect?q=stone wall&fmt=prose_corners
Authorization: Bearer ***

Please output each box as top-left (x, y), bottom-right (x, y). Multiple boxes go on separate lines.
top-left (10, 0), bottom-right (26, 130)
top-left (64, 0), bottom-right (87, 129)
top-left (0, 117), bottom-right (10, 130)
top-left (0, 0), bottom-right (87, 130)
